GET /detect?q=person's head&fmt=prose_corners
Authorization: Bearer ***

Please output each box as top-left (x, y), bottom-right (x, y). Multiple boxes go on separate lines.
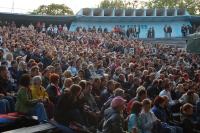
top-left (113, 88), bottom-right (125, 97)
top-left (63, 70), bottom-right (72, 79)
top-left (154, 96), bottom-right (165, 108)
top-left (79, 80), bottom-right (86, 92)
top-left (118, 74), bottom-right (125, 82)
top-left (32, 76), bottom-right (42, 87)
top-left (143, 70), bottom-right (149, 77)
top-left (128, 74), bottom-right (134, 83)
top-left (30, 66), bottom-right (40, 77)
top-left (11, 60), bottom-right (18, 69)
top-left (78, 70), bottom-right (85, 80)
top-left (82, 62), bottom-right (88, 70)
top-left (131, 101), bottom-right (142, 115)
top-left (176, 84), bottom-right (184, 93)
top-left (86, 81), bottom-right (92, 93)
top-left (70, 84), bottom-right (82, 101)
top-left (142, 99), bottom-right (151, 112)
top-left (5, 53), bottom-right (13, 62)
top-left (19, 74), bottom-right (31, 88)
top-left (93, 78), bottom-right (101, 88)
top-left (63, 78), bottom-right (73, 89)
top-left (164, 78), bottom-right (171, 91)
top-left (0, 65), bottom-right (9, 80)
top-left (18, 61), bottom-right (27, 71)
top-left (133, 77), bottom-right (141, 86)
top-left (107, 80), bottom-right (115, 92)
top-left (49, 73), bottom-right (60, 85)
top-left (152, 79), bottom-right (159, 86)
top-left (73, 76), bottom-right (81, 84)
top-left (111, 96), bottom-right (126, 111)
top-left (180, 103), bottom-right (193, 115)
top-left (162, 95), bottom-right (169, 107)
top-left (136, 87), bottom-right (147, 101)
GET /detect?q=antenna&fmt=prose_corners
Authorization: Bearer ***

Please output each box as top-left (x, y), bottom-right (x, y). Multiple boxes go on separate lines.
top-left (11, 0), bottom-right (14, 13)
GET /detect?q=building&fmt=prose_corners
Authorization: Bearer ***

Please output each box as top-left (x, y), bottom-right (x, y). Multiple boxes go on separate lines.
top-left (0, 8), bottom-right (200, 38)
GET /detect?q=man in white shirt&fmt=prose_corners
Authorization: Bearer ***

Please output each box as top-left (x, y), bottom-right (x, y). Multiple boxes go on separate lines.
top-left (159, 78), bottom-right (177, 106)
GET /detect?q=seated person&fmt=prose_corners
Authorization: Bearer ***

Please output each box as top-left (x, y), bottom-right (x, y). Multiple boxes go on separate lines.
top-left (80, 81), bottom-right (100, 126)
top-left (180, 103), bottom-right (195, 133)
top-left (102, 96), bottom-right (127, 133)
top-left (46, 73), bottom-right (61, 104)
top-left (128, 101), bottom-right (142, 133)
top-left (139, 99), bottom-right (161, 133)
top-left (0, 65), bottom-right (16, 113)
top-left (179, 90), bottom-right (199, 105)
top-left (54, 84), bottom-right (84, 126)
top-left (31, 76), bottom-right (54, 119)
top-left (15, 74), bottom-right (48, 122)
top-left (62, 78), bottom-right (73, 93)
top-left (152, 96), bottom-right (182, 133)
top-left (127, 87), bottom-right (147, 114)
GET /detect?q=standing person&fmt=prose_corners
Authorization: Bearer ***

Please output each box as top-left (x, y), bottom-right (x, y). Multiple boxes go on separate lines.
top-left (152, 27), bottom-right (155, 38)
top-left (62, 24), bottom-right (68, 33)
top-left (167, 26), bottom-right (172, 38)
top-left (136, 25), bottom-right (140, 38)
top-left (181, 25), bottom-right (186, 37)
top-left (133, 25), bottom-right (136, 38)
top-left (164, 25), bottom-right (168, 38)
top-left (15, 74), bottom-right (48, 122)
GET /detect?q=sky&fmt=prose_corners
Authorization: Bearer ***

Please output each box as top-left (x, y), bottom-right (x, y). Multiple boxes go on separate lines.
top-left (0, 0), bottom-right (104, 14)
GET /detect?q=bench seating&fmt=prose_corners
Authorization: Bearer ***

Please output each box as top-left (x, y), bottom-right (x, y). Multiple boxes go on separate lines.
top-left (3, 123), bottom-right (56, 133)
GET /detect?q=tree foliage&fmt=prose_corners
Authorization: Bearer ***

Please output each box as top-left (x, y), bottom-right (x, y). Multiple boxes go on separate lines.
top-left (99, 0), bottom-right (144, 9)
top-left (31, 3), bottom-right (74, 15)
top-left (145, 0), bottom-right (200, 15)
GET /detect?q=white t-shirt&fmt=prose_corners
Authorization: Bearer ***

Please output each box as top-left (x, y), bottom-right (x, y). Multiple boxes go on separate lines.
top-left (159, 89), bottom-right (175, 105)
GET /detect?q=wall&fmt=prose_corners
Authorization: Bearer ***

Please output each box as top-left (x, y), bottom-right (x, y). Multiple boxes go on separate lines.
top-left (70, 20), bottom-right (191, 38)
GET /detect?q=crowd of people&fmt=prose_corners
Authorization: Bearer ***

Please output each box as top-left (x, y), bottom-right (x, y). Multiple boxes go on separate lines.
top-left (0, 21), bottom-right (200, 133)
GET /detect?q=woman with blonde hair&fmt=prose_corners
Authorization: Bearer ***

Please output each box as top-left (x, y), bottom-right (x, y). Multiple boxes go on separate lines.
top-left (31, 75), bottom-right (54, 119)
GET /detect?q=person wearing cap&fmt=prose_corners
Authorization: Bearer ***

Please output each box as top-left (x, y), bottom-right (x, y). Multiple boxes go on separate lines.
top-left (102, 96), bottom-right (127, 133)
top-left (101, 88), bottom-right (125, 113)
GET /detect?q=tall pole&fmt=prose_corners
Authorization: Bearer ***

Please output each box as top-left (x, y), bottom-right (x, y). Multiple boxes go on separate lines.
top-left (11, 0), bottom-right (14, 13)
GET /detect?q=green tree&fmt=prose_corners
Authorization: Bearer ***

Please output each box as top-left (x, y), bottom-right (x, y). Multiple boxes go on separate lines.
top-left (98, 0), bottom-right (144, 9)
top-left (145, 0), bottom-right (200, 15)
top-left (31, 3), bottom-right (74, 15)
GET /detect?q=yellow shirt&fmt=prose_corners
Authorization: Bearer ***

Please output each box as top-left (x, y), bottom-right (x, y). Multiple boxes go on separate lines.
top-left (31, 85), bottom-right (49, 100)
